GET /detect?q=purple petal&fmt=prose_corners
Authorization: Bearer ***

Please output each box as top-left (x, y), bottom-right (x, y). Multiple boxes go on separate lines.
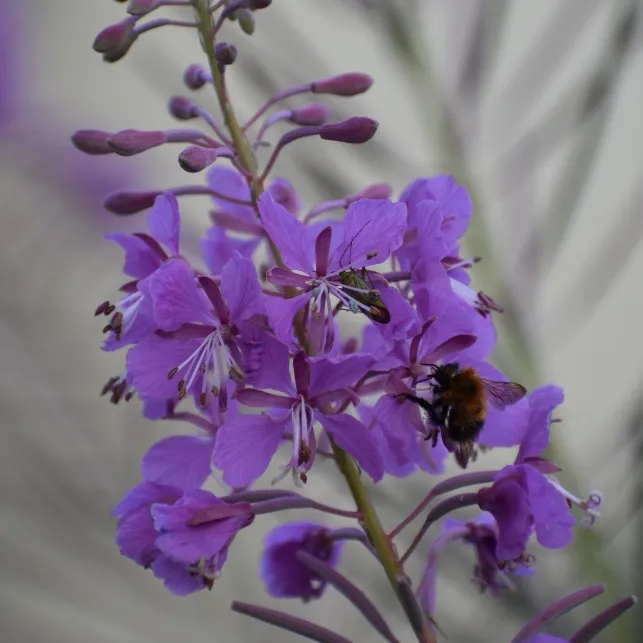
top-left (268, 177), bottom-right (302, 216)
top-left (106, 233), bottom-right (163, 280)
top-left (213, 413), bottom-right (286, 488)
top-left (152, 555), bottom-right (205, 595)
top-left (330, 199), bottom-right (407, 270)
top-left (207, 166), bottom-right (254, 222)
top-left (236, 389), bottom-right (294, 409)
top-left (200, 225), bottom-right (260, 275)
top-left (266, 268), bottom-right (310, 288)
top-left (116, 507), bottom-right (159, 567)
top-left (517, 385), bottom-right (564, 463)
top-left (265, 291), bottom-right (311, 347)
top-left (113, 480), bottom-right (181, 518)
top-left (375, 286), bottom-right (420, 342)
top-left (317, 412), bottom-right (384, 482)
top-left (415, 199), bottom-right (450, 258)
top-left (523, 467), bottom-right (575, 550)
top-left (148, 259), bottom-right (211, 331)
top-left (259, 192), bottom-right (315, 274)
top-left (308, 353), bottom-right (374, 398)
top-left (148, 192), bottom-right (180, 254)
top-left (141, 435), bottom-right (215, 490)
top-left (220, 253), bottom-right (264, 323)
top-left (127, 334), bottom-right (206, 399)
top-left (242, 330), bottom-right (296, 395)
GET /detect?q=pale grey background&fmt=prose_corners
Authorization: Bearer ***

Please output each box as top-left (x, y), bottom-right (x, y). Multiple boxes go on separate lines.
top-left (1, 1), bottom-right (642, 641)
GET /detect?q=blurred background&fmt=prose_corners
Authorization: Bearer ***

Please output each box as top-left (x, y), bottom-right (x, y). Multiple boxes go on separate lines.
top-left (1, 0), bottom-right (642, 641)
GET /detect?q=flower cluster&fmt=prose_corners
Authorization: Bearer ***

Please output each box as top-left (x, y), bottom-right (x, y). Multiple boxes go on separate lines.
top-left (75, 2), bottom-right (634, 641)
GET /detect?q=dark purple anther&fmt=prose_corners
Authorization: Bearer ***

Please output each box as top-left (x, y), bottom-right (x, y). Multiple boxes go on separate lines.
top-left (319, 117), bottom-right (378, 144)
top-left (311, 73), bottom-right (374, 96)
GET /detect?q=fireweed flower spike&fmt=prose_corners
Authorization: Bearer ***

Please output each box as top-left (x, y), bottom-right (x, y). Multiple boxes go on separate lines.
top-left (75, 1), bottom-right (636, 641)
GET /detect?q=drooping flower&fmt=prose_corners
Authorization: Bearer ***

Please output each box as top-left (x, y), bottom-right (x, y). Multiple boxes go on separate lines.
top-left (214, 346), bottom-right (384, 487)
top-left (127, 253), bottom-right (264, 409)
top-left (114, 481), bottom-right (254, 595)
top-left (260, 191), bottom-right (407, 352)
top-left (259, 521), bottom-right (342, 601)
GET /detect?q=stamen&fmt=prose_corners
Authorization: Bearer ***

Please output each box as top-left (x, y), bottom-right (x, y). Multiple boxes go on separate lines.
top-left (547, 477), bottom-right (603, 528)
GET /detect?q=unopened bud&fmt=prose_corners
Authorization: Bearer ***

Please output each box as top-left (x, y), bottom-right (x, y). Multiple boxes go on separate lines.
top-left (93, 17), bottom-right (137, 57)
top-left (311, 73), bottom-right (374, 97)
top-left (104, 190), bottom-right (162, 215)
top-left (320, 117), bottom-right (378, 144)
top-left (168, 96), bottom-right (198, 120)
top-left (178, 146), bottom-right (219, 173)
top-left (289, 104), bottom-right (331, 126)
top-left (127, 0), bottom-right (158, 15)
top-left (215, 42), bottom-right (238, 66)
top-left (183, 64), bottom-right (209, 90)
top-left (236, 8), bottom-right (255, 34)
top-left (71, 129), bottom-right (114, 155)
top-left (247, 0), bottom-right (272, 8)
top-left (106, 129), bottom-right (166, 156)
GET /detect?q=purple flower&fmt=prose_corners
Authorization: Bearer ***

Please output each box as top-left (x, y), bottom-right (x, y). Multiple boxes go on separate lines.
top-left (99, 192), bottom-right (181, 350)
top-left (478, 464), bottom-right (576, 561)
top-left (126, 252), bottom-right (264, 409)
top-left (260, 192), bottom-right (407, 351)
top-left (114, 482), bottom-right (254, 595)
top-left (214, 346), bottom-right (384, 487)
top-left (259, 521), bottom-right (342, 601)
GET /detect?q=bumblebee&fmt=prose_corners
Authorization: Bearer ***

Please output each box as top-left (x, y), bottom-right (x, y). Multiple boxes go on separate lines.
top-left (405, 363), bottom-right (527, 467)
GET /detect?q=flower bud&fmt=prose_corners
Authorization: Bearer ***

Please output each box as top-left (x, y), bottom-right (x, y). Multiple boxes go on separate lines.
top-left (93, 18), bottom-right (137, 61)
top-left (351, 183), bottom-right (392, 201)
top-left (215, 42), bottom-right (238, 66)
top-left (104, 190), bottom-right (162, 215)
top-left (311, 73), bottom-right (374, 96)
top-left (168, 96), bottom-right (198, 120)
top-left (183, 64), bottom-right (209, 90)
top-left (71, 129), bottom-right (114, 155)
top-left (247, 0), bottom-right (272, 8)
top-left (288, 104), bottom-right (331, 126)
top-left (106, 129), bottom-right (166, 156)
top-left (127, 0), bottom-right (158, 15)
top-left (236, 8), bottom-right (255, 34)
top-left (178, 146), bottom-right (219, 173)
top-left (319, 117), bottom-right (378, 144)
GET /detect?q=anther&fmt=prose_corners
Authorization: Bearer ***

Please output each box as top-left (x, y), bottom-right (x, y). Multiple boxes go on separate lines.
top-left (167, 367), bottom-right (179, 380)
top-left (95, 301), bottom-right (110, 316)
top-left (200, 392), bottom-right (208, 406)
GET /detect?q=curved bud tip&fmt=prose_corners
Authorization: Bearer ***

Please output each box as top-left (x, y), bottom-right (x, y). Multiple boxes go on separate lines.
top-left (168, 96), bottom-right (198, 120)
top-left (289, 104), bottom-right (331, 126)
top-left (312, 73), bottom-right (374, 97)
top-left (71, 129), bottom-right (114, 155)
top-left (92, 17), bottom-right (136, 54)
top-left (127, 0), bottom-right (157, 15)
top-left (320, 117), bottom-right (378, 144)
top-left (178, 146), bottom-right (219, 173)
top-left (104, 190), bottom-right (162, 215)
top-left (183, 64), bottom-right (208, 90)
top-left (215, 42), bottom-right (238, 66)
top-left (107, 129), bottom-right (166, 156)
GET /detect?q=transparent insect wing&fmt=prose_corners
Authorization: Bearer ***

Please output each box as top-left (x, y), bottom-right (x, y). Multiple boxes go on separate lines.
top-left (481, 380), bottom-right (527, 410)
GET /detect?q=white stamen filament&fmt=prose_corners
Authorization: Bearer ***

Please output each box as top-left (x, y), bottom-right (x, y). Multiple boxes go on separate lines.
top-left (547, 476), bottom-right (603, 528)
top-left (116, 291), bottom-right (144, 335)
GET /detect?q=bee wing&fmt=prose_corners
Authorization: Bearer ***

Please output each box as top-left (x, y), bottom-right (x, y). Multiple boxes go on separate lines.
top-left (482, 380), bottom-right (527, 410)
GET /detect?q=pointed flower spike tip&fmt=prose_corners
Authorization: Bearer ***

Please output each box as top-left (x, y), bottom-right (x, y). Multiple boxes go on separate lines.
top-left (312, 73), bottom-right (374, 96)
